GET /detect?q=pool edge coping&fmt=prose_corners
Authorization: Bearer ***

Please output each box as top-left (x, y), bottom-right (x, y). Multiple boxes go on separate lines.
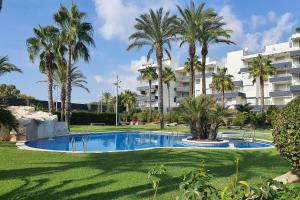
top-left (16, 131), bottom-right (275, 154)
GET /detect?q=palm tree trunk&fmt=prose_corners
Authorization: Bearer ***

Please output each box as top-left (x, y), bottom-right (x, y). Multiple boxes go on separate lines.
top-left (65, 46), bottom-right (72, 130)
top-left (47, 70), bottom-right (54, 114)
top-left (222, 87), bottom-right (225, 107)
top-left (167, 83), bottom-right (171, 123)
top-left (201, 43), bottom-right (208, 95)
top-left (148, 80), bottom-right (152, 122)
top-left (260, 76), bottom-right (264, 113)
top-left (156, 46), bottom-right (164, 130)
top-left (60, 85), bottom-right (66, 121)
top-left (189, 44), bottom-right (195, 97)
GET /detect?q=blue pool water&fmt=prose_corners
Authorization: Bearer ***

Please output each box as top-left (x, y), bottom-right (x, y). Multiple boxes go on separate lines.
top-left (25, 132), bottom-right (273, 152)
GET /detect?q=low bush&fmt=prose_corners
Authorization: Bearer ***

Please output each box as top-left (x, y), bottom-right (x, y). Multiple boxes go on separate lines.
top-left (55, 111), bottom-right (115, 125)
top-left (148, 160), bottom-right (300, 200)
top-left (273, 96), bottom-right (300, 175)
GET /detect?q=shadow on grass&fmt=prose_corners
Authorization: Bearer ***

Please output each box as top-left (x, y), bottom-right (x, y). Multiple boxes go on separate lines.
top-left (0, 143), bottom-right (289, 200)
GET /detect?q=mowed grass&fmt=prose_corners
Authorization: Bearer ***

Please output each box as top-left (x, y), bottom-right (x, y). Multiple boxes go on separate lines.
top-left (0, 125), bottom-right (281, 199)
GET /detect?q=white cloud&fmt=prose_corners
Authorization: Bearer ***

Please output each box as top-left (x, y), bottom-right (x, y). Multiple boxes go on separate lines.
top-left (220, 5), bottom-right (297, 53)
top-left (94, 75), bottom-right (103, 84)
top-left (94, 0), bottom-right (180, 41)
top-left (262, 13), bottom-right (296, 46)
top-left (220, 5), bottom-right (244, 44)
top-left (251, 15), bottom-right (266, 29)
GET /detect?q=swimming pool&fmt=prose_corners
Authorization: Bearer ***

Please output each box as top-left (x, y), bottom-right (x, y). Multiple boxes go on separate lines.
top-left (22, 132), bottom-right (273, 153)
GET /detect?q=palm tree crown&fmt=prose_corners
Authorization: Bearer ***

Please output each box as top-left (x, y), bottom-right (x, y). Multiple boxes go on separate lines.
top-left (0, 56), bottom-right (22, 77)
top-left (198, 9), bottom-right (234, 94)
top-left (26, 25), bottom-right (59, 113)
top-left (127, 8), bottom-right (177, 129)
top-left (248, 54), bottom-right (276, 113)
top-left (54, 2), bottom-right (95, 127)
top-left (176, 2), bottom-right (206, 96)
top-left (183, 55), bottom-right (202, 73)
top-left (140, 67), bottom-right (158, 83)
top-left (212, 68), bottom-right (234, 106)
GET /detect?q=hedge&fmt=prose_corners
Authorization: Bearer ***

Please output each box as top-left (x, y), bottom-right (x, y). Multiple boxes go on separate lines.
top-left (55, 111), bottom-right (115, 125)
top-left (273, 96), bottom-right (300, 175)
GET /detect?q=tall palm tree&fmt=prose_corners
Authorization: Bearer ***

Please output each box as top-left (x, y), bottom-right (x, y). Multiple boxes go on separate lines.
top-left (184, 55), bottom-right (201, 94)
top-left (54, 3), bottom-right (95, 128)
top-left (26, 25), bottom-right (59, 113)
top-left (198, 12), bottom-right (234, 95)
top-left (54, 65), bottom-right (89, 120)
top-left (162, 67), bottom-right (175, 122)
top-left (103, 92), bottom-right (111, 111)
top-left (212, 68), bottom-right (234, 107)
top-left (248, 54), bottom-right (276, 113)
top-left (176, 2), bottom-right (206, 97)
top-left (121, 90), bottom-right (136, 122)
top-left (139, 66), bottom-right (158, 122)
top-left (0, 56), bottom-right (22, 77)
top-left (127, 8), bottom-right (177, 129)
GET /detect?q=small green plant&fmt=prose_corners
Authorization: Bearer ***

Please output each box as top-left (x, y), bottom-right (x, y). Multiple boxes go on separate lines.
top-left (220, 158), bottom-right (251, 200)
top-left (178, 162), bottom-right (218, 200)
top-left (147, 164), bottom-right (167, 200)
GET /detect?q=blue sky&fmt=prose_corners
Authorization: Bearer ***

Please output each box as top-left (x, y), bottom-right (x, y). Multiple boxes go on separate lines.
top-left (0, 0), bottom-right (299, 103)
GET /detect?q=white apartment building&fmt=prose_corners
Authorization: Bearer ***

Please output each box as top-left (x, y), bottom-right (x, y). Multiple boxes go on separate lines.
top-left (136, 32), bottom-right (300, 110)
top-left (226, 32), bottom-right (300, 110)
top-left (136, 59), bottom-right (177, 112)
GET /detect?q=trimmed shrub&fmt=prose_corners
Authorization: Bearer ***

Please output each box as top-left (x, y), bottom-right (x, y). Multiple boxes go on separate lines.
top-left (273, 96), bottom-right (300, 175)
top-left (55, 111), bottom-right (115, 125)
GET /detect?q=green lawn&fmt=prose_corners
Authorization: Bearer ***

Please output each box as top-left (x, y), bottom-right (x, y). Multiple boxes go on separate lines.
top-left (0, 125), bottom-right (283, 200)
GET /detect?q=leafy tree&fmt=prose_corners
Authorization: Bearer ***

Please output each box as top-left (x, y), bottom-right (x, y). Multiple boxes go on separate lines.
top-left (162, 67), bottom-right (175, 123)
top-left (0, 56), bottom-right (22, 77)
top-left (54, 2), bottom-right (95, 128)
top-left (248, 54), bottom-right (276, 113)
top-left (176, 2), bottom-right (206, 96)
top-left (234, 103), bottom-right (253, 113)
top-left (180, 95), bottom-right (215, 139)
top-left (121, 90), bottom-right (136, 122)
top-left (139, 66), bottom-right (158, 122)
top-left (0, 0), bottom-right (3, 12)
top-left (0, 84), bottom-right (20, 97)
top-left (127, 8), bottom-right (177, 129)
top-left (197, 9), bottom-right (234, 94)
top-left (209, 104), bottom-right (229, 140)
top-left (273, 96), bottom-right (300, 176)
top-left (296, 27), bottom-right (300, 33)
top-left (26, 25), bottom-right (59, 113)
top-left (212, 68), bottom-right (234, 107)
top-left (0, 105), bottom-right (19, 141)
top-left (266, 105), bottom-right (280, 126)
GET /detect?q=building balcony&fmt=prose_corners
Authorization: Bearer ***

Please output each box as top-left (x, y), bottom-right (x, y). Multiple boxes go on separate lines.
top-left (208, 92), bottom-right (246, 99)
top-left (272, 61), bottom-right (292, 69)
top-left (239, 67), bottom-right (248, 73)
top-left (269, 76), bottom-right (292, 83)
top-left (136, 95), bottom-right (157, 102)
top-left (175, 96), bottom-right (188, 103)
top-left (209, 81), bottom-right (243, 88)
top-left (290, 85), bottom-right (300, 94)
top-left (290, 50), bottom-right (300, 58)
top-left (176, 86), bottom-right (189, 92)
top-left (269, 90), bottom-right (292, 97)
top-left (137, 85), bottom-right (157, 91)
top-left (291, 67), bottom-right (300, 75)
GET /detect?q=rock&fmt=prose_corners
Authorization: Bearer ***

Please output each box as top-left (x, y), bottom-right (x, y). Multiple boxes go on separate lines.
top-left (274, 171), bottom-right (300, 184)
top-left (7, 106), bottom-right (68, 140)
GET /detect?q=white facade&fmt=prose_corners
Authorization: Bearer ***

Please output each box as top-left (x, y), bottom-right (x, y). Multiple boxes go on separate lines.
top-left (136, 33), bottom-right (300, 110)
top-left (136, 59), bottom-right (177, 112)
top-left (226, 32), bottom-right (300, 110)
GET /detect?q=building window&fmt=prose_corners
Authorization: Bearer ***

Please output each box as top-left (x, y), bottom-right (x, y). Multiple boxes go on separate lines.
top-left (196, 79), bottom-right (200, 84)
